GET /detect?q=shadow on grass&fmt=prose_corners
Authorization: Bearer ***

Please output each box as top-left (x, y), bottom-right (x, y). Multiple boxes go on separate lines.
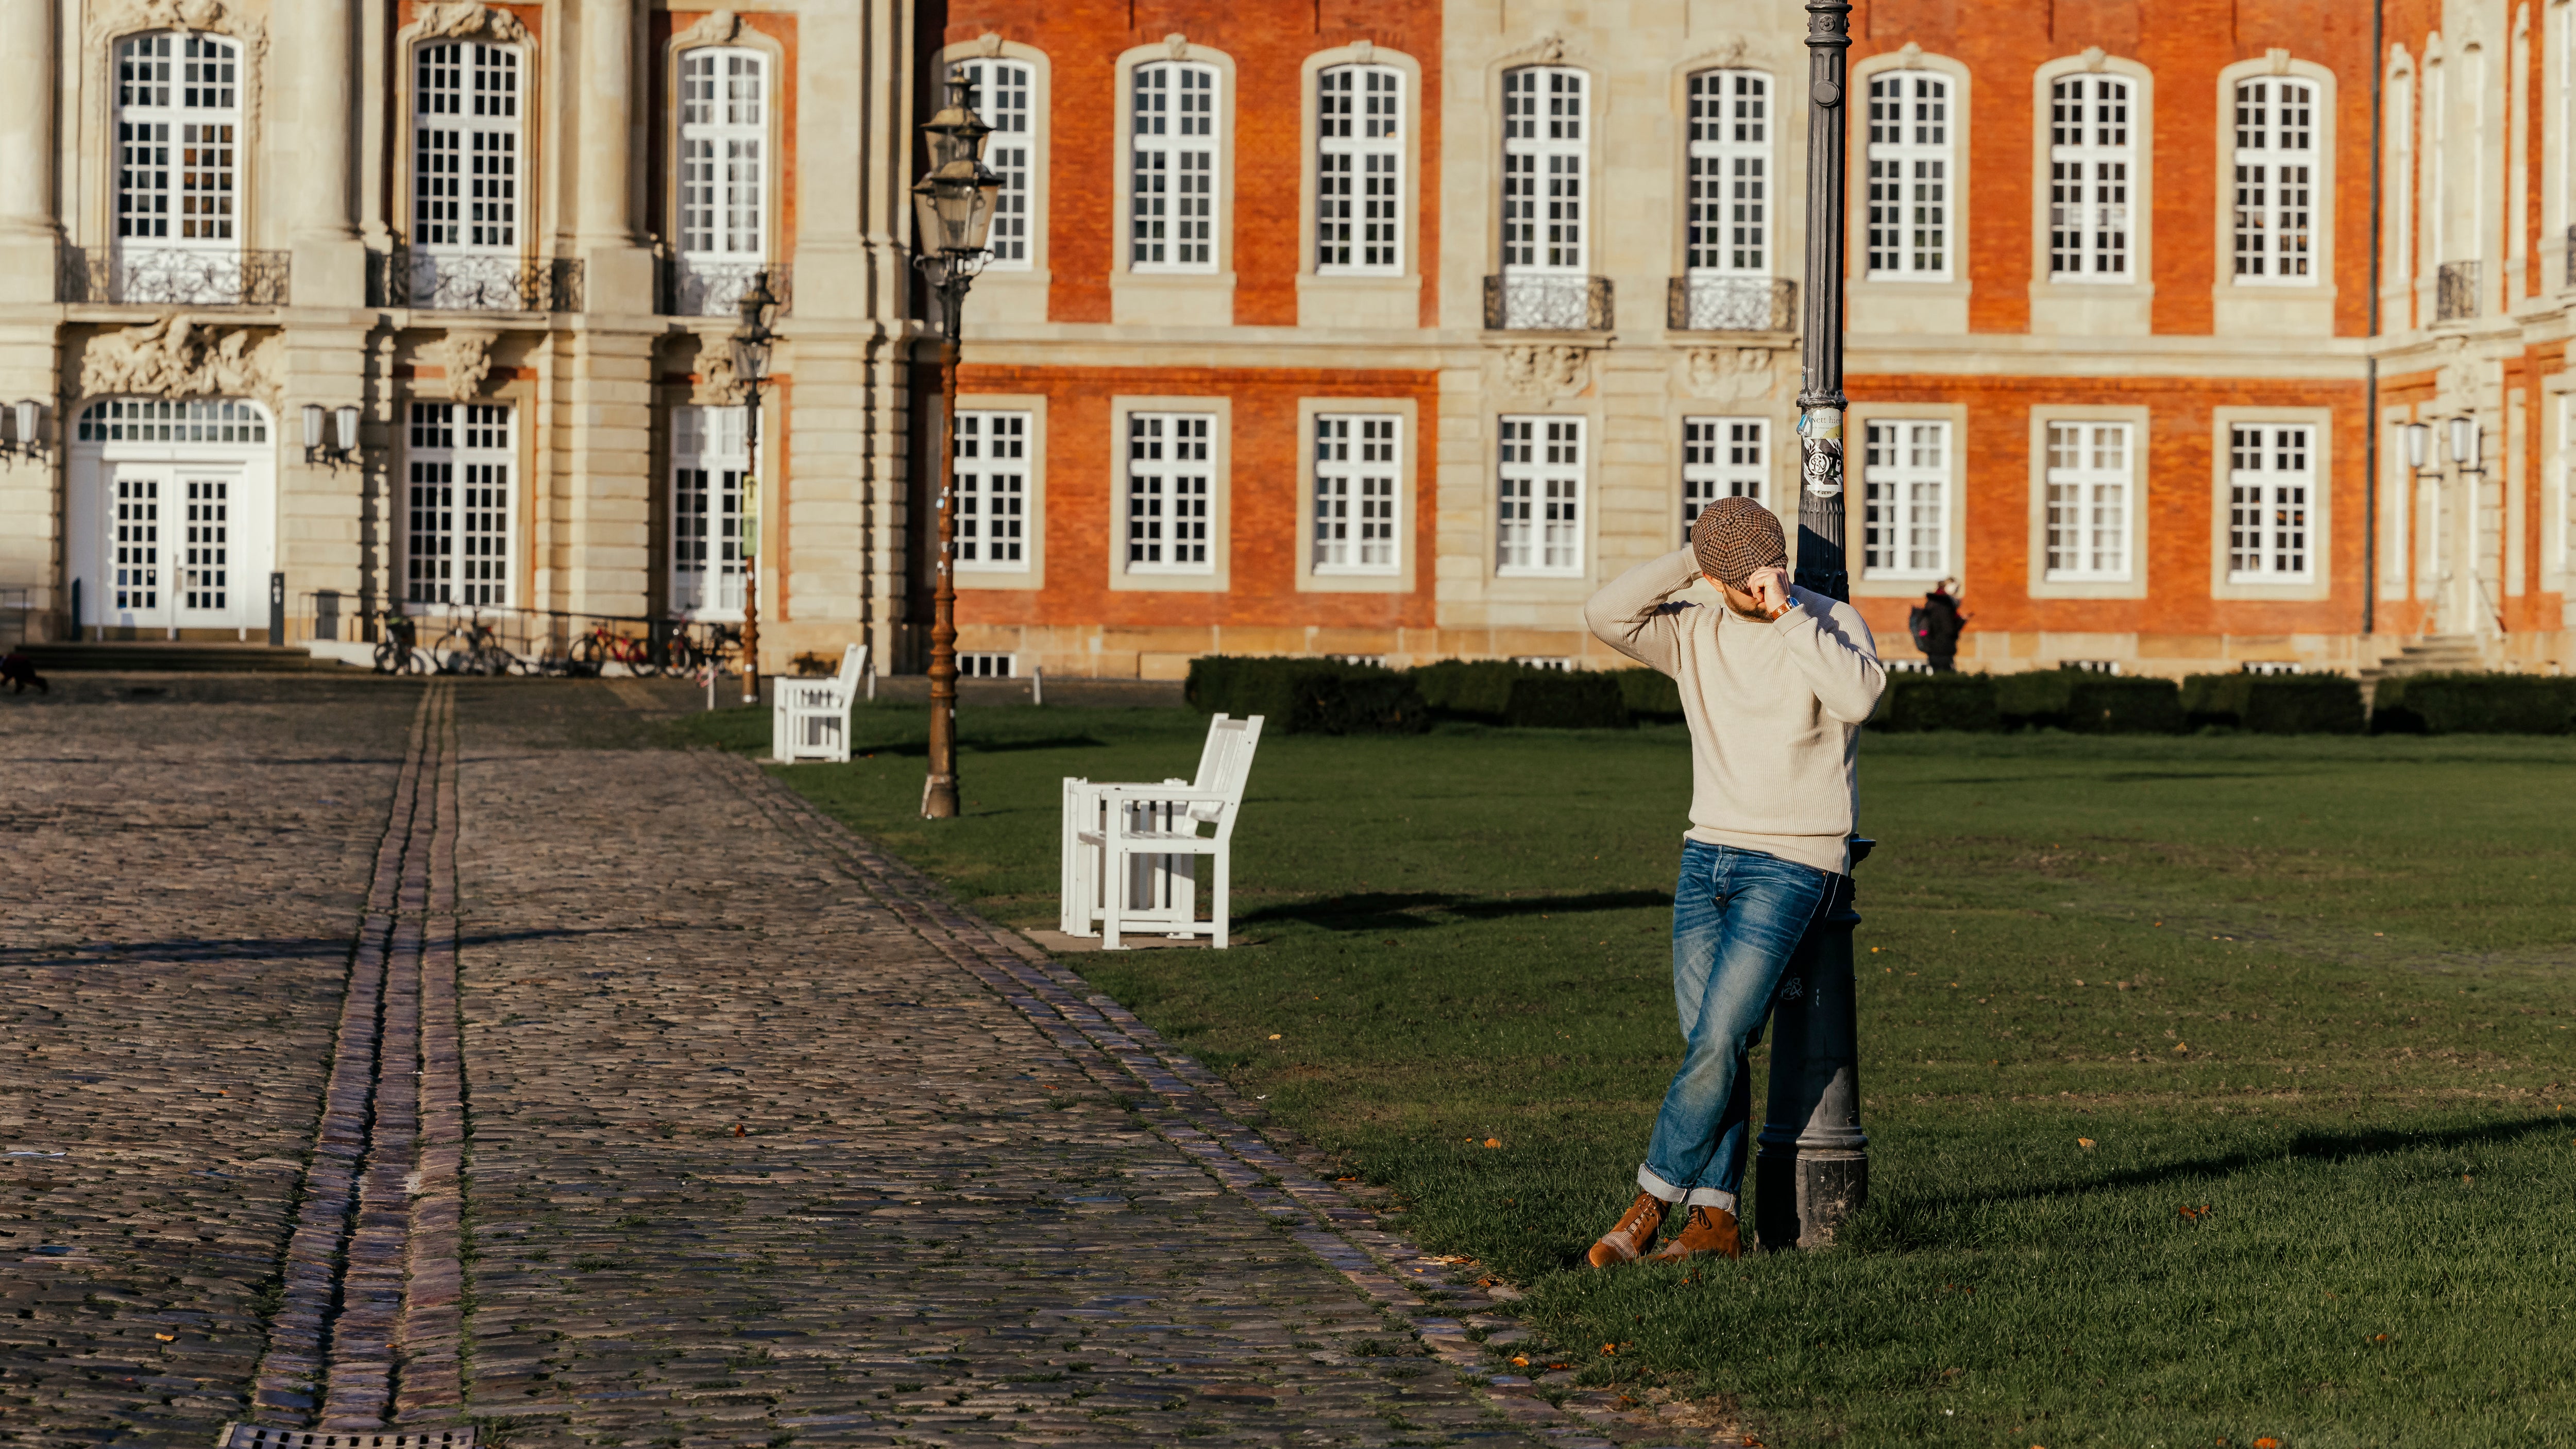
top-left (1241, 889), bottom-right (1674, 931)
top-left (1861, 1115), bottom-right (2572, 1250)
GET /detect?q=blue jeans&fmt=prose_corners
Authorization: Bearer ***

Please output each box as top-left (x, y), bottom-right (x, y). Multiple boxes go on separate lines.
top-left (1639, 840), bottom-right (1835, 1213)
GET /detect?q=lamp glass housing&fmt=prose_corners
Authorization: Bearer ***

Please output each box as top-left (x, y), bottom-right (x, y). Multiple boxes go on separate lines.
top-left (2403, 421), bottom-right (2429, 469)
top-left (731, 335), bottom-right (772, 388)
top-left (9, 399), bottom-right (33, 448)
top-left (335, 405), bottom-right (360, 453)
top-left (302, 404), bottom-right (325, 450)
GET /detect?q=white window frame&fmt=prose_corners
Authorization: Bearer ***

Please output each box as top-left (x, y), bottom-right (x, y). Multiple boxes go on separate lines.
top-left (1685, 70), bottom-right (1771, 277)
top-left (1496, 415), bottom-right (1585, 578)
top-left (2225, 422), bottom-right (2315, 584)
top-left (954, 408), bottom-right (1032, 573)
top-left (1124, 412), bottom-right (1215, 573)
top-left (1316, 64), bottom-right (1402, 275)
top-left (670, 404), bottom-right (748, 620)
top-left (2042, 420), bottom-right (2134, 582)
top-left (1130, 61), bottom-right (1219, 274)
top-left (114, 32), bottom-right (242, 259)
top-left (412, 39), bottom-right (522, 254)
top-left (1312, 413), bottom-right (1401, 575)
top-left (674, 45), bottom-right (771, 315)
top-left (2047, 74), bottom-right (2134, 279)
top-left (1682, 417), bottom-right (1768, 542)
top-left (404, 402), bottom-right (516, 608)
top-left (959, 58), bottom-right (1034, 271)
top-left (1859, 419), bottom-right (1951, 581)
top-left (1501, 66), bottom-right (1589, 275)
top-left (2230, 78), bottom-right (2316, 285)
top-left (1863, 71), bottom-right (1952, 281)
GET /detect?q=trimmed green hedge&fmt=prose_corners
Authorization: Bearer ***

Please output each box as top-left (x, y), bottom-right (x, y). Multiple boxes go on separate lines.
top-left (1410, 659), bottom-right (1528, 724)
top-left (2370, 672), bottom-right (2576, 735)
top-left (1502, 670), bottom-right (1632, 729)
top-left (2180, 673), bottom-right (2366, 734)
top-left (1615, 667), bottom-right (1685, 723)
top-left (1995, 670), bottom-right (2184, 734)
top-left (1183, 656), bottom-right (1433, 736)
top-left (1871, 672), bottom-right (2003, 732)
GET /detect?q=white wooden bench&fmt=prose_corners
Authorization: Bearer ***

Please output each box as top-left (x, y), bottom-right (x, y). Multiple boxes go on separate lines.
top-left (771, 643), bottom-right (868, 763)
top-left (1059, 713), bottom-right (1263, 949)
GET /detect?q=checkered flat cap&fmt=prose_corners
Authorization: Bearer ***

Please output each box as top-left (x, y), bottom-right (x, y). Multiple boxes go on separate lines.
top-left (1691, 496), bottom-right (1787, 589)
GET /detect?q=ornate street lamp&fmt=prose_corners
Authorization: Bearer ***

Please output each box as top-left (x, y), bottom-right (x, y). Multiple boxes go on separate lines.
top-left (1757, 0), bottom-right (1871, 1252)
top-left (911, 65), bottom-right (1003, 820)
top-left (732, 269), bottom-right (782, 704)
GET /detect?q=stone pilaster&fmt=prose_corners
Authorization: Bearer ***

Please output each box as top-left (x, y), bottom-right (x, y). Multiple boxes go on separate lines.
top-left (275, 0), bottom-right (365, 306)
top-left (0, 0), bottom-right (59, 304)
top-left (564, 327), bottom-right (654, 620)
top-left (575, 0), bottom-right (653, 311)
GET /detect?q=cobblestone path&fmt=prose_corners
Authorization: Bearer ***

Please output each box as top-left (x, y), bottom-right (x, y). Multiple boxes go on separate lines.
top-left (6, 678), bottom-right (1690, 1449)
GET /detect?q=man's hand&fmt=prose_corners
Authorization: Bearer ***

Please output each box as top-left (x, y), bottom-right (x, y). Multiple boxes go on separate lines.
top-left (1744, 565), bottom-right (1791, 616)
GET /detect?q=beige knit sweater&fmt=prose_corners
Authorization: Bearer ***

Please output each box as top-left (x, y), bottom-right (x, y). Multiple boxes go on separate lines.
top-left (1583, 549), bottom-right (1887, 875)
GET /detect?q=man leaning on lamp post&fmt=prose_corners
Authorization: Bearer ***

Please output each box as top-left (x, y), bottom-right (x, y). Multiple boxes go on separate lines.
top-left (1578, 496), bottom-right (1887, 1264)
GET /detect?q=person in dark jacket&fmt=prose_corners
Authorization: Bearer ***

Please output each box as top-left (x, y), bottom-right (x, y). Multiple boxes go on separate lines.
top-left (1908, 579), bottom-right (1968, 672)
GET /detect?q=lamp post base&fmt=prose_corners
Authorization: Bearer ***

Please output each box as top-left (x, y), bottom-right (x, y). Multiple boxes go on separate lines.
top-left (921, 772), bottom-right (958, 819)
top-left (1753, 861), bottom-right (1869, 1252)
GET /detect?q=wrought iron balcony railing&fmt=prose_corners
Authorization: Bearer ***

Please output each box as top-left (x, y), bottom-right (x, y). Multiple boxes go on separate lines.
top-left (657, 257), bottom-right (793, 317)
top-left (1483, 273), bottom-right (1613, 331)
top-left (2436, 260), bottom-right (2480, 322)
top-left (371, 248), bottom-right (584, 312)
top-left (1668, 275), bottom-right (1798, 332)
top-left (60, 246), bottom-right (291, 305)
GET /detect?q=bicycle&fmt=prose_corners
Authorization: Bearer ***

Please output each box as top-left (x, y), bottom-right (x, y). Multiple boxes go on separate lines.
top-left (431, 612), bottom-right (521, 676)
top-left (371, 610), bottom-right (424, 675)
top-left (567, 621), bottom-right (663, 678)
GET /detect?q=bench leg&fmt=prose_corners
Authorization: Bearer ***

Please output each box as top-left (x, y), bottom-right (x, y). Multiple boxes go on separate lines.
top-left (1212, 847), bottom-right (1229, 950)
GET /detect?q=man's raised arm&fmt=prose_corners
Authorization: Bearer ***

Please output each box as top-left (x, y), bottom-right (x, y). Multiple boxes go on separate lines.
top-left (1584, 549), bottom-right (1703, 675)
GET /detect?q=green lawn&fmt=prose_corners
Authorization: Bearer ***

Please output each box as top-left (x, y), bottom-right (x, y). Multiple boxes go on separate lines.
top-left (673, 702), bottom-right (2576, 1447)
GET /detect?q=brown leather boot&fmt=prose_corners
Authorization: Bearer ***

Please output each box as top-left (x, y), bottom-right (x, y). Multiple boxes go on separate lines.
top-left (1585, 1191), bottom-right (1668, 1268)
top-left (1646, 1204), bottom-right (1742, 1263)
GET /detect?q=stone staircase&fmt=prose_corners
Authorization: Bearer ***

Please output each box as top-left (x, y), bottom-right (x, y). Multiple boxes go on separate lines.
top-left (16, 641), bottom-right (343, 673)
top-left (2355, 634), bottom-right (2490, 688)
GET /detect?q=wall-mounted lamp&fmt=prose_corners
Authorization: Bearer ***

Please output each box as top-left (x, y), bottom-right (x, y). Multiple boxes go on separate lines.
top-left (2447, 415), bottom-right (2485, 474)
top-left (303, 403), bottom-right (362, 467)
top-left (0, 398), bottom-right (47, 466)
top-left (2402, 421), bottom-right (2433, 473)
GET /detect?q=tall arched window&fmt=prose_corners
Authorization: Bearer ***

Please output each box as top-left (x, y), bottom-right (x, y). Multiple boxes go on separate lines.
top-left (1680, 69), bottom-right (1774, 329)
top-left (2048, 75), bottom-right (2132, 278)
top-left (410, 40), bottom-right (523, 308)
top-left (1497, 65), bottom-right (1591, 327)
top-left (115, 32), bottom-right (242, 300)
top-left (1317, 63), bottom-right (1402, 274)
top-left (1864, 72), bottom-right (1951, 280)
top-left (958, 59), bottom-right (1033, 269)
top-left (1131, 61), bottom-right (1219, 271)
top-left (2231, 79), bottom-right (2315, 283)
top-left (676, 47), bottom-right (770, 314)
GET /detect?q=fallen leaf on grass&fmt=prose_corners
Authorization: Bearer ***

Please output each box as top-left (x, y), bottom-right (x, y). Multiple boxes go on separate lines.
top-left (1267, 1033), bottom-right (1282, 1041)
top-left (1483, 1137), bottom-right (1502, 1148)
top-left (1601, 1343), bottom-right (1617, 1355)
top-left (2255, 1439), bottom-right (2282, 1448)
top-left (2077, 1137), bottom-right (2096, 1149)
top-left (1511, 1355), bottom-right (1529, 1368)
top-left (2172, 1041), bottom-right (2190, 1053)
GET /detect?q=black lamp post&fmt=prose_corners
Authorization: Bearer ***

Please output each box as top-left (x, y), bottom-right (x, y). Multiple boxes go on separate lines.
top-left (911, 65), bottom-right (1003, 820)
top-left (732, 270), bottom-right (781, 705)
top-left (1756, 0), bottom-right (1872, 1252)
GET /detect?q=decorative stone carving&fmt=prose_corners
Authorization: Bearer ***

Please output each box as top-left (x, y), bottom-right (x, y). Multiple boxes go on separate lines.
top-left (91, 0), bottom-right (235, 39)
top-left (1530, 30), bottom-right (1566, 64)
top-left (79, 317), bottom-right (281, 404)
top-left (1697, 36), bottom-right (1747, 70)
top-left (1349, 39), bottom-right (1372, 64)
top-left (88, 0), bottom-right (267, 136)
top-left (2081, 46), bottom-right (2108, 72)
top-left (2265, 46), bottom-right (2293, 75)
top-left (973, 31), bottom-right (1004, 57)
top-left (410, 1), bottom-right (529, 44)
top-left (691, 334), bottom-right (744, 406)
top-left (1500, 344), bottom-right (1589, 400)
top-left (675, 9), bottom-right (742, 46)
top-left (2433, 339), bottom-right (2478, 407)
top-left (422, 329), bottom-right (500, 401)
top-left (1684, 346), bottom-right (1774, 400)
top-left (1897, 41), bottom-right (1925, 67)
top-left (1164, 31), bottom-right (1189, 60)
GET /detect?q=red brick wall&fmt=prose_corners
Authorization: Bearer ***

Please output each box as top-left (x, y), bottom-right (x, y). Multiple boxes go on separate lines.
top-left (1854, 0), bottom-right (2378, 337)
top-left (941, 0), bottom-right (1443, 328)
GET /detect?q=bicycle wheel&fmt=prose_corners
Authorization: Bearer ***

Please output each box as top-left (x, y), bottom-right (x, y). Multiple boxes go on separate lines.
top-left (660, 634), bottom-right (702, 675)
top-left (372, 638), bottom-right (403, 675)
top-left (566, 634), bottom-right (606, 677)
top-left (627, 645), bottom-right (663, 679)
top-left (431, 628), bottom-right (473, 674)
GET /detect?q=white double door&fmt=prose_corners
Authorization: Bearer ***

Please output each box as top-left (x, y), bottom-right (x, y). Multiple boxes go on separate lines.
top-left (103, 462), bottom-right (252, 632)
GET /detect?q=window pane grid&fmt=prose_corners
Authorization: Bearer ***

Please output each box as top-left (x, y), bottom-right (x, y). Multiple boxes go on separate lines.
top-left (1318, 66), bottom-right (1403, 274)
top-left (955, 410), bottom-right (1031, 571)
top-left (2047, 76), bottom-right (2131, 278)
top-left (406, 402), bottom-right (514, 607)
top-left (117, 34), bottom-right (239, 245)
top-left (1497, 416), bottom-right (1584, 575)
top-left (1686, 71), bottom-right (1769, 275)
top-left (1861, 420), bottom-right (1949, 577)
top-left (1127, 413), bottom-right (1214, 571)
top-left (2043, 421), bottom-right (2132, 580)
top-left (1681, 418), bottom-right (1767, 541)
top-left (2231, 80), bottom-right (2315, 282)
top-left (1502, 67), bottom-right (1586, 273)
top-left (680, 49), bottom-right (767, 261)
top-left (1133, 63), bottom-right (1217, 271)
top-left (1313, 414), bottom-right (1401, 574)
top-left (2228, 423), bottom-right (2313, 581)
top-left (1865, 73), bottom-right (1948, 278)
top-left (671, 405), bottom-right (748, 616)
top-left (415, 42), bottom-right (520, 250)
top-left (964, 61), bottom-right (1032, 267)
